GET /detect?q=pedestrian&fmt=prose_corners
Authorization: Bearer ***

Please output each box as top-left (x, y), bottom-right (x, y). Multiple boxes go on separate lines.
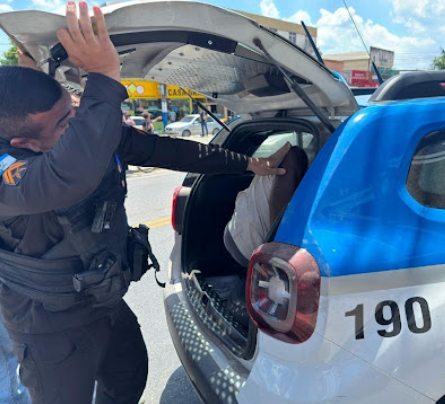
top-left (141, 111), bottom-right (154, 132)
top-left (0, 2), bottom-right (290, 404)
top-left (169, 109), bottom-right (176, 123)
top-left (123, 112), bottom-right (135, 126)
top-left (199, 111), bottom-right (208, 136)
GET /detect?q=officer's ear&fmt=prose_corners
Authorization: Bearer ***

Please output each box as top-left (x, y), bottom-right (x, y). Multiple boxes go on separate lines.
top-left (10, 137), bottom-right (44, 153)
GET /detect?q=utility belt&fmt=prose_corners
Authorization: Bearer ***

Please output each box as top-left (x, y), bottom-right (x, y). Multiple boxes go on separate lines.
top-left (0, 225), bottom-right (163, 312)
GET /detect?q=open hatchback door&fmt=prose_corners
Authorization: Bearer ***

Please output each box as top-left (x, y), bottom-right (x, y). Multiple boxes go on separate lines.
top-left (0, 0), bottom-right (358, 120)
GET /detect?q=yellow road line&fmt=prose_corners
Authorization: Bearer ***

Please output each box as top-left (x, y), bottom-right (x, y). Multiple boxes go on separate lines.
top-left (133, 216), bottom-right (171, 229)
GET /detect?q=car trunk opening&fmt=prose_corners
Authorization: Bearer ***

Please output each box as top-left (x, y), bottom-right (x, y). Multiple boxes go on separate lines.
top-left (176, 118), bottom-right (330, 356)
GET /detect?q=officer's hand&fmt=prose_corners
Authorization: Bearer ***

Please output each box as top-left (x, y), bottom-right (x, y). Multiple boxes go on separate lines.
top-left (246, 142), bottom-right (291, 176)
top-left (57, 1), bottom-right (120, 82)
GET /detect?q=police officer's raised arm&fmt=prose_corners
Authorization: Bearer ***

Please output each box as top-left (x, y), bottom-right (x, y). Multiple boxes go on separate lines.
top-left (0, 2), bottom-right (126, 218)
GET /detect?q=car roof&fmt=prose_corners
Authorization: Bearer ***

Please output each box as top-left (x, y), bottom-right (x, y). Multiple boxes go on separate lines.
top-left (0, 0), bottom-right (358, 119)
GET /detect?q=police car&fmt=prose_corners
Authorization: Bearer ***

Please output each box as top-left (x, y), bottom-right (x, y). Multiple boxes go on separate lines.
top-left (1, 2), bottom-right (444, 403)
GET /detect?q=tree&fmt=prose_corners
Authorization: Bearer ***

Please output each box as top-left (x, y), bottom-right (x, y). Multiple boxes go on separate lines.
top-left (0, 40), bottom-right (18, 66)
top-left (432, 48), bottom-right (445, 70)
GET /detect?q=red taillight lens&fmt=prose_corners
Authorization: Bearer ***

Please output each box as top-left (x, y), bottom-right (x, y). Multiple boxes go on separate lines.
top-left (246, 242), bottom-right (320, 344)
top-left (171, 186), bottom-right (182, 231)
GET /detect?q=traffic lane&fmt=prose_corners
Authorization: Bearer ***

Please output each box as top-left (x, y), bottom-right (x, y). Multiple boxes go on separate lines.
top-left (125, 171), bottom-right (200, 404)
top-left (126, 170), bottom-right (186, 226)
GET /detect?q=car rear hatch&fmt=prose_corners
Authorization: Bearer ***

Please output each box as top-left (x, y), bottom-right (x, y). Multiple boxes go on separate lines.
top-left (0, 0), bottom-right (358, 119)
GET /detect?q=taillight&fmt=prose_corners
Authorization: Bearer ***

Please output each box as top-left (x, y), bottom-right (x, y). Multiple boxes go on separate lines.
top-left (246, 242), bottom-right (320, 344)
top-left (171, 186), bottom-right (182, 231)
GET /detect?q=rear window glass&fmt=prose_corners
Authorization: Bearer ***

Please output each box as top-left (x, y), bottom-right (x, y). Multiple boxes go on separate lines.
top-left (252, 131), bottom-right (316, 164)
top-left (407, 130), bottom-right (445, 209)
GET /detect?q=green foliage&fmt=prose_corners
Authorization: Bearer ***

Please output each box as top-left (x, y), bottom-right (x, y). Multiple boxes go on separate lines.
top-left (0, 40), bottom-right (18, 66)
top-left (432, 48), bottom-right (445, 70)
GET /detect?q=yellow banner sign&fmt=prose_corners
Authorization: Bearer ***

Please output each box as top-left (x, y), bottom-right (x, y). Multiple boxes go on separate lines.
top-left (121, 79), bottom-right (205, 99)
top-left (121, 80), bottom-right (159, 99)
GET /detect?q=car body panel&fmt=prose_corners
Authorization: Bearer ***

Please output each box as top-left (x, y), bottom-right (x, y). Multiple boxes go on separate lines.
top-left (237, 272), bottom-right (444, 403)
top-left (275, 98), bottom-right (445, 276)
top-left (165, 96), bottom-right (445, 403)
top-left (0, 1), bottom-right (358, 117)
top-left (257, 97), bottom-right (445, 402)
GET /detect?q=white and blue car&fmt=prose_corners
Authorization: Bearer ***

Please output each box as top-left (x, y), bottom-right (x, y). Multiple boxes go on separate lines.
top-left (2, 2), bottom-right (444, 403)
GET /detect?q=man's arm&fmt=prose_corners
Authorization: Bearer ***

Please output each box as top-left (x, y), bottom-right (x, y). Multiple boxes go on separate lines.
top-left (119, 126), bottom-right (248, 174)
top-left (119, 126), bottom-right (290, 176)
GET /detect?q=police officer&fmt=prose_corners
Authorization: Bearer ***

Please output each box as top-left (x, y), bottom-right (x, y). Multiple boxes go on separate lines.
top-left (0, 2), bottom-right (290, 403)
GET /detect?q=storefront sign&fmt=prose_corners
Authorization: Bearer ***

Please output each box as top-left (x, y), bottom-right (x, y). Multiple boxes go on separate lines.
top-left (166, 85), bottom-right (205, 98)
top-left (121, 79), bottom-right (205, 99)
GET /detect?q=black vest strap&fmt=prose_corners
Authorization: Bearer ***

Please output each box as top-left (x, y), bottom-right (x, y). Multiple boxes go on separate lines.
top-left (0, 141), bottom-right (164, 317)
top-left (0, 248), bottom-right (87, 311)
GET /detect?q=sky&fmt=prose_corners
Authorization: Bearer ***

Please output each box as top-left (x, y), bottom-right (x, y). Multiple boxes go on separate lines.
top-left (0, 0), bottom-right (443, 70)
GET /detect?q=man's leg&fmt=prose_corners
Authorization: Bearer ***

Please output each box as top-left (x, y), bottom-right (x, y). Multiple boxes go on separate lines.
top-left (8, 316), bottom-right (111, 404)
top-left (95, 301), bottom-right (148, 404)
top-left (0, 315), bottom-right (30, 404)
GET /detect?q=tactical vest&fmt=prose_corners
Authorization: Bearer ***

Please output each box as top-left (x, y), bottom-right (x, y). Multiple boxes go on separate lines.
top-left (0, 141), bottom-right (155, 315)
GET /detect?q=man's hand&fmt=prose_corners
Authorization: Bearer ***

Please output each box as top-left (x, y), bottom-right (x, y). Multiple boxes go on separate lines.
top-left (57, 1), bottom-right (120, 82)
top-left (246, 142), bottom-right (291, 176)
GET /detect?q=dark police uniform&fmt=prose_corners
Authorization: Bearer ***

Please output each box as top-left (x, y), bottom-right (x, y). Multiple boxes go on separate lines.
top-left (0, 74), bottom-right (248, 404)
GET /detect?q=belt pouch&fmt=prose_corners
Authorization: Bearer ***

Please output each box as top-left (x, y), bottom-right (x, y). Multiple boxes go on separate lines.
top-left (72, 252), bottom-right (131, 308)
top-left (128, 225), bottom-right (150, 282)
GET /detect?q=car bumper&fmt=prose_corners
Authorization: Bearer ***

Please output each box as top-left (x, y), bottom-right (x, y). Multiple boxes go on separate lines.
top-left (164, 280), bottom-right (250, 404)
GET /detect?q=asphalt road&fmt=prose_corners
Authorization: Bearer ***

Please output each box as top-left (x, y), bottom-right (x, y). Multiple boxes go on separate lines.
top-left (124, 170), bottom-right (201, 404)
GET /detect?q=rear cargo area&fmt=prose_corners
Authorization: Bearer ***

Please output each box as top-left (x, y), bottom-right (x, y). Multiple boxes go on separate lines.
top-left (181, 173), bottom-right (256, 356)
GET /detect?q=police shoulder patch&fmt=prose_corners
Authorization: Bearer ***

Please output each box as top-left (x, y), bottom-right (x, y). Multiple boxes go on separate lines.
top-left (3, 160), bottom-right (28, 186)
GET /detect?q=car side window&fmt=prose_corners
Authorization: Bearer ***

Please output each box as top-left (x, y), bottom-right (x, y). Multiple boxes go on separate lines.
top-left (407, 130), bottom-right (445, 209)
top-left (252, 131), bottom-right (317, 164)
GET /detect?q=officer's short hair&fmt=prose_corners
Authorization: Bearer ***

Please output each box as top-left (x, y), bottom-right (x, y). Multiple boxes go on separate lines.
top-left (0, 66), bottom-right (63, 140)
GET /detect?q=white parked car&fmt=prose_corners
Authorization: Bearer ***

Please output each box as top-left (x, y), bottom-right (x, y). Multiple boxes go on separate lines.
top-left (130, 115), bottom-right (145, 130)
top-left (165, 114), bottom-right (222, 137)
top-left (3, 2), bottom-right (444, 404)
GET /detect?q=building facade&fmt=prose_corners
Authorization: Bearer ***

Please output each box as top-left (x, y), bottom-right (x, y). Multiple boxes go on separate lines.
top-left (324, 47), bottom-right (395, 87)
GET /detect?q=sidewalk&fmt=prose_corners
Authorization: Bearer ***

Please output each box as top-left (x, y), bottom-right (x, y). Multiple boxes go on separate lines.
top-left (126, 132), bottom-right (212, 177)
